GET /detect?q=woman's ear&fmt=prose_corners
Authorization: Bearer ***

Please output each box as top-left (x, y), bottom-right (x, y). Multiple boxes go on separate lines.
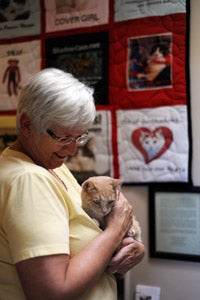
top-left (20, 112), bottom-right (32, 136)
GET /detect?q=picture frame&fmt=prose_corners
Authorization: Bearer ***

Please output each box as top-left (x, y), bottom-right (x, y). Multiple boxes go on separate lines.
top-left (149, 185), bottom-right (200, 262)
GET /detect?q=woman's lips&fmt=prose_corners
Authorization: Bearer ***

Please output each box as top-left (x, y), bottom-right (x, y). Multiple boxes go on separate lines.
top-left (55, 153), bottom-right (66, 159)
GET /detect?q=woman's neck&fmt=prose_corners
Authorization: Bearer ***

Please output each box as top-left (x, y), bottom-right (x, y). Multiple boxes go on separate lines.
top-left (10, 139), bottom-right (28, 154)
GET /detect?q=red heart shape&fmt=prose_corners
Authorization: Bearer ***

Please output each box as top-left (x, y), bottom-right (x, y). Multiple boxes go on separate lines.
top-left (132, 127), bottom-right (173, 164)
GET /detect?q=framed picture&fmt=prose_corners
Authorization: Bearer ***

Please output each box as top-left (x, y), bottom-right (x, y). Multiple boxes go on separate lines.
top-left (149, 185), bottom-right (200, 262)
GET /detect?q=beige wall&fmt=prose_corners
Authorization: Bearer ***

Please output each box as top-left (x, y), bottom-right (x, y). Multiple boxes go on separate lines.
top-left (124, 1), bottom-right (200, 299)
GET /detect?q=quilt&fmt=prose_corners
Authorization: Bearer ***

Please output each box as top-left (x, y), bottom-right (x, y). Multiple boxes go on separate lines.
top-left (109, 0), bottom-right (190, 183)
top-left (0, 0), bottom-right (190, 184)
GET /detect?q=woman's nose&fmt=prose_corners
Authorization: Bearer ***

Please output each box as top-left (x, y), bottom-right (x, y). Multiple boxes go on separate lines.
top-left (63, 141), bottom-right (78, 156)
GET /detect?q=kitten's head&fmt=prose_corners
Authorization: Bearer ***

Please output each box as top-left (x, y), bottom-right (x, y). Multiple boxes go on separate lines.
top-left (81, 176), bottom-right (122, 217)
top-left (139, 129), bottom-right (164, 150)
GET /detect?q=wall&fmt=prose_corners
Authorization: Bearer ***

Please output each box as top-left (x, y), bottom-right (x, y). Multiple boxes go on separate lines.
top-left (190, 0), bottom-right (200, 186)
top-left (124, 186), bottom-right (200, 300)
top-left (123, 1), bottom-right (200, 299)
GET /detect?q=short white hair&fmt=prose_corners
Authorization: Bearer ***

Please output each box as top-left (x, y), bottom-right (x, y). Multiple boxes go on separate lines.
top-left (16, 68), bottom-right (96, 133)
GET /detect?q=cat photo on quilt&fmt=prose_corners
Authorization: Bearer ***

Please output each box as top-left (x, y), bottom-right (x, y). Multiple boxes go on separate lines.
top-left (81, 176), bottom-right (142, 242)
top-left (139, 128), bottom-right (165, 161)
top-left (55, 0), bottom-right (96, 14)
top-left (0, 0), bottom-right (30, 22)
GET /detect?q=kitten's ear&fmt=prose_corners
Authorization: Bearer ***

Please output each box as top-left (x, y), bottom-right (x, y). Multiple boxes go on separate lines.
top-left (112, 178), bottom-right (122, 189)
top-left (112, 179), bottom-right (122, 195)
top-left (82, 180), bottom-right (97, 193)
top-left (112, 179), bottom-right (122, 199)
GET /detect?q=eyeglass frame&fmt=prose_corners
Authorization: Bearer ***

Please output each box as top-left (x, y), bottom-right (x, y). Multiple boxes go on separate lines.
top-left (46, 128), bottom-right (89, 145)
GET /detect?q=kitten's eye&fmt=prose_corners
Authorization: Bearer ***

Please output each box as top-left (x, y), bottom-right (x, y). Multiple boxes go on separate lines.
top-left (93, 199), bottom-right (100, 205)
top-left (108, 200), bottom-right (115, 205)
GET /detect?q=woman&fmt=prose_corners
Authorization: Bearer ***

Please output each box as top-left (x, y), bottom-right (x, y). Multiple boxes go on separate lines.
top-left (0, 68), bottom-right (144, 300)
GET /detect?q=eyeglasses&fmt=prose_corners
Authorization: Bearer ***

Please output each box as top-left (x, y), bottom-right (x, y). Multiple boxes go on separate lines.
top-left (46, 129), bottom-right (89, 145)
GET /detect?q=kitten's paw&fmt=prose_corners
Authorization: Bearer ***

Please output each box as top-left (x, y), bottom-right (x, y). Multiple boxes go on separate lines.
top-left (92, 218), bottom-right (100, 227)
top-left (127, 228), bottom-right (143, 242)
top-left (127, 228), bottom-right (136, 237)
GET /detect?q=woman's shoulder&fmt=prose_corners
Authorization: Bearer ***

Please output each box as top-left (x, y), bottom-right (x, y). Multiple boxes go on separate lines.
top-left (0, 148), bottom-right (48, 182)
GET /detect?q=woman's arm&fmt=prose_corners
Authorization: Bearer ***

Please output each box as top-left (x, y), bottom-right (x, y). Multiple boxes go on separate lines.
top-left (16, 194), bottom-right (133, 300)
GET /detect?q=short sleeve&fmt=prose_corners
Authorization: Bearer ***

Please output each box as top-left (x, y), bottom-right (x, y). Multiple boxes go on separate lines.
top-left (4, 171), bottom-right (70, 263)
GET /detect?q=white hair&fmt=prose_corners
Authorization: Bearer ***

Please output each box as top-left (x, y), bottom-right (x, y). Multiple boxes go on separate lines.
top-left (16, 68), bottom-right (96, 134)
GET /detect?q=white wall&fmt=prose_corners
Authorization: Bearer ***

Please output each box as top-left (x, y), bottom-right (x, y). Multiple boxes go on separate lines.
top-left (190, 0), bottom-right (200, 186)
top-left (123, 1), bottom-right (200, 299)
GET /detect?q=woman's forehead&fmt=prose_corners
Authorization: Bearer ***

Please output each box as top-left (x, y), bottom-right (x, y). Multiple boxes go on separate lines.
top-left (51, 124), bottom-right (86, 136)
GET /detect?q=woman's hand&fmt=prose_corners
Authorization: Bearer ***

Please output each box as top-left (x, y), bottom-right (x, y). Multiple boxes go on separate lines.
top-left (107, 237), bottom-right (145, 277)
top-left (104, 193), bottom-right (133, 245)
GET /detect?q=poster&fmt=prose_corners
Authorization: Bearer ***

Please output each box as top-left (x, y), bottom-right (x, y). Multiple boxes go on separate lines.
top-left (65, 110), bottom-right (113, 183)
top-left (45, 0), bottom-right (109, 32)
top-left (155, 192), bottom-right (200, 255)
top-left (0, 0), bottom-right (41, 39)
top-left (0, 40), bottom-right (41, 112)
top-left (46, 31), bottom-right (109, 105)
top-left (117, 105), bottom-right (189, 183)
top-left (115, 0), bottom-right (186, 22)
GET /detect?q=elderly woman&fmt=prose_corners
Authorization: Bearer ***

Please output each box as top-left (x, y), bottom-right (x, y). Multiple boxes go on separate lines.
top-left (0, 68), bottom-right (144, 300)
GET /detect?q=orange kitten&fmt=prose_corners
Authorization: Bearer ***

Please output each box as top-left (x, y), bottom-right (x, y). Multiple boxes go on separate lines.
top-left (81, 176), bottom-right (142, 242)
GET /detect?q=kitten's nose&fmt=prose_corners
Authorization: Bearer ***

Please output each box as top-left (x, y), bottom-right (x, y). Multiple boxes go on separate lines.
top-left (102, 208), bottom-right (108, 214)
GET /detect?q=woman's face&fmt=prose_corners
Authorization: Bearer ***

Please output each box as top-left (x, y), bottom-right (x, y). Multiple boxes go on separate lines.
top-left (28, 124), bottom-right (87, 170)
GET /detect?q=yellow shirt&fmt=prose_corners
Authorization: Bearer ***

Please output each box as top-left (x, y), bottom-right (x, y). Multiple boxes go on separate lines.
top-left (0, 148), bottom-right (117, 300)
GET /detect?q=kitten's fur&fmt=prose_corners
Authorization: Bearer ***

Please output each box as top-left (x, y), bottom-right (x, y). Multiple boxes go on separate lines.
top-left (81, 176), bottom-right (142, 242)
